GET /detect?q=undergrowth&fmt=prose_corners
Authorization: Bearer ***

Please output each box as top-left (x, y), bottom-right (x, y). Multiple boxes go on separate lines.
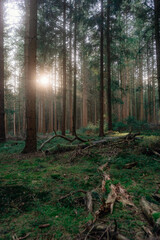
top-left (0, 130), bottom-right (160, 239)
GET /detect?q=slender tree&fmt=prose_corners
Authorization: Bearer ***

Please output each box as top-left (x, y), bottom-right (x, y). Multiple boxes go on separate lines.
top-left (106, 0), bottom-right (112, 130)
top-left (22, 0), bottom-right (37, 153)
top-left (154, 0), bottom-right (160, 107)
top-left (99, 0), bottom-right (104, 137)
top-left (69, 0), bottom-right (73, 133)
top-left (72, 0), bottom-right (77, 136)
top-left (62, 0), bottom-right (67, 135)
top-left (0, 0), bottom-right (5, 142)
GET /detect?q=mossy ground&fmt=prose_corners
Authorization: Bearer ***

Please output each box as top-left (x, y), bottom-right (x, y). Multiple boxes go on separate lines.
top-left (0, 131), bottom-right (160, 239)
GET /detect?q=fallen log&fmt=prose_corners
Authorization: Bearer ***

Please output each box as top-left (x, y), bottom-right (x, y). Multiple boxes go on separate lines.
top-left (41, 132), bottom-right (141, 152)
top-left (45, 143), bottom-right (89, 155)
top-left (140, 197), bottom-right (160, 234)
top-left (39, 130), bottom-right (86, 151)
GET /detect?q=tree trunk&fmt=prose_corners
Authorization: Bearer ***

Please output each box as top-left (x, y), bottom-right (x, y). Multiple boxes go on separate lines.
top-left (13, 102), bottom-right (16, 136)
top-left (0, 0), bottom-right (5, 142)
top-left (152, 35), bottom-right (156, 123)
top-left (139, 54), bottom-right (143, 121)
top-left (62, 0), bottom-right (66, 135)
top-left (99, 0), bottom-right (104, 137)
top-left (54, 58), bottom-right (57, 131)
top-left (23, 0), bottom-right (30, 136)
top-left (82, 50), bottom-right (88, 128)
top-left (72, 1), bottom-right (77, 136)
top-left (42, 90), bottom-right (46, 134)
top-left (22, 0), bottom-right (37, 153)
top-left (147, 47), bottom-right (151, 123)
top-left (106, 0), bottom-right (112, 131)
top-left (69, 0), bottom-right (73, 133)
top-left (154, 0), bottom-right (160, 108)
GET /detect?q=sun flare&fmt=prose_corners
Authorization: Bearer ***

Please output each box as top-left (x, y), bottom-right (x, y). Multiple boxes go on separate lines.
top-left (38, 75), bottom-right (49, 87)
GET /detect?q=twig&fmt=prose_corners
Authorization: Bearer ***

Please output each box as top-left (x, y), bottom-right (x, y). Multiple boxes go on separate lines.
top-left (152, 150), bottom-right (160, 157)
top-left (99, 227), bottom-right (109, 240)
top-left (59, 190), bottom-right (87, 201)
top-left (84, 224), bottom-right (96, 240)
top-left (18, 233), bottom-right (31, 240)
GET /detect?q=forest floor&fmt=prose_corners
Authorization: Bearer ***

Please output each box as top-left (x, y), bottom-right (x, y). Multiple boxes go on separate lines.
top-left (0, 130), bottom-right (160, 240)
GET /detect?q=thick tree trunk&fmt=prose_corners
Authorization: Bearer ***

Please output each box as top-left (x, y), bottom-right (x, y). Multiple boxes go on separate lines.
top-left (99, 0), bottom-right (104, 136)
top-left (106, 0), bottom-right (112, 131)
top-left (62, 0), bottom-right (66, 136)
top-left (22, 0), bottom-right (37, 153)
top-left (154, 0), bottom-right (160, 108)
top-left (0, 0), bottom-right (5, 142)
top-left (69, 0), bottom-right (73, 133)
top-left (23, 0), bottom-right (30, 136)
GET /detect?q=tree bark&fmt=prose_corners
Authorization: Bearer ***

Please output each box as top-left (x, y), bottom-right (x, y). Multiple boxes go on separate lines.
top-left (54, 57), bottom-right (57, 131)
top-left (69, 0), bottom-right (73, 133)
top-left (62, 0), bottom-right (67, 135)
top-left (0, 0), bottom-right (5, 142)
top-left (106, 0), bottom-right (112, 130)
top-left (72, 1), bottom-right (77, 136)
top-left (22, 0), bottom-right (37, 153)
top-left (154, 0), bottom-right (160, 108)
top-left (99, 0), bottom-right (104, 136)
top-left (23, 0), bottom-right (30, 136)
top-left (139, 54), bottom-right (143, 121)
top-left (82, 50), bottom-right (88, 127)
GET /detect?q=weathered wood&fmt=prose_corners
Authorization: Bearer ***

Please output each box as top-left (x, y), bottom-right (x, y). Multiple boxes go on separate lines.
top-left (45, 143), bottom-right (89, 155)
top-left (140, 197), bottom-right (160, 234)
top-left (123, 162), bottom-right (138, 169)
top-left (39, 132), bottom-right (86, 151)
top-left (153, 194), bottom-right (160, 202)
top-left (86, 191), bottom-right (93, 213)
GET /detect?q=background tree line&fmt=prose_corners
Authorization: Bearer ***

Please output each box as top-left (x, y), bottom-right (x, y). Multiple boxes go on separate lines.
top-left (0, 0), bottom-right (160, 151)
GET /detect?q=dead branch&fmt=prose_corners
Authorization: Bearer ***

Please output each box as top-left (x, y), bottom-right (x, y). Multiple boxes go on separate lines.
top-left (38, 224), bottom-right (50, 229)
top-left (84, 224), bottom-right (95, 240)
top-left (153, 194), bottom-right (160, 202)
top-left (142, 226), bottom-right (153, 238)
top-left (18, 233), bottom-right (31, 240)
top-left (140, 197), bottom-right (160, 234)
top-left (123, 162), bottom-right (138, 169)
top-left (152, 150), bottom-right (160, 158)
top-left (86, 191), bottom-right (93, 213)
top-left (59, 190), bottom-right (87, 201)
top-left (39, 130), bottom-right (87, 151)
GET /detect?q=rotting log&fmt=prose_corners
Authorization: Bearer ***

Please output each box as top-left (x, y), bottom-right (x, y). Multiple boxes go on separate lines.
top-left (140, 197), bottom-right (160, 234)
top-left (40, 132), bottom-right (141, 152)
top-left (45, 143), bottom-right (89, 155)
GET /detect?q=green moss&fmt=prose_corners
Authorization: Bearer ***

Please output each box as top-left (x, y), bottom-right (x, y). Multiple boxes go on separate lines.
top-left (152, 212), bottom-right (160, 222)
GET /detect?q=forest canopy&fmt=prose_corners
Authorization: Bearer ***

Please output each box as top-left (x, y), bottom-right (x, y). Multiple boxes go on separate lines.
top-left (0, 0), bottom-right (160, 148)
